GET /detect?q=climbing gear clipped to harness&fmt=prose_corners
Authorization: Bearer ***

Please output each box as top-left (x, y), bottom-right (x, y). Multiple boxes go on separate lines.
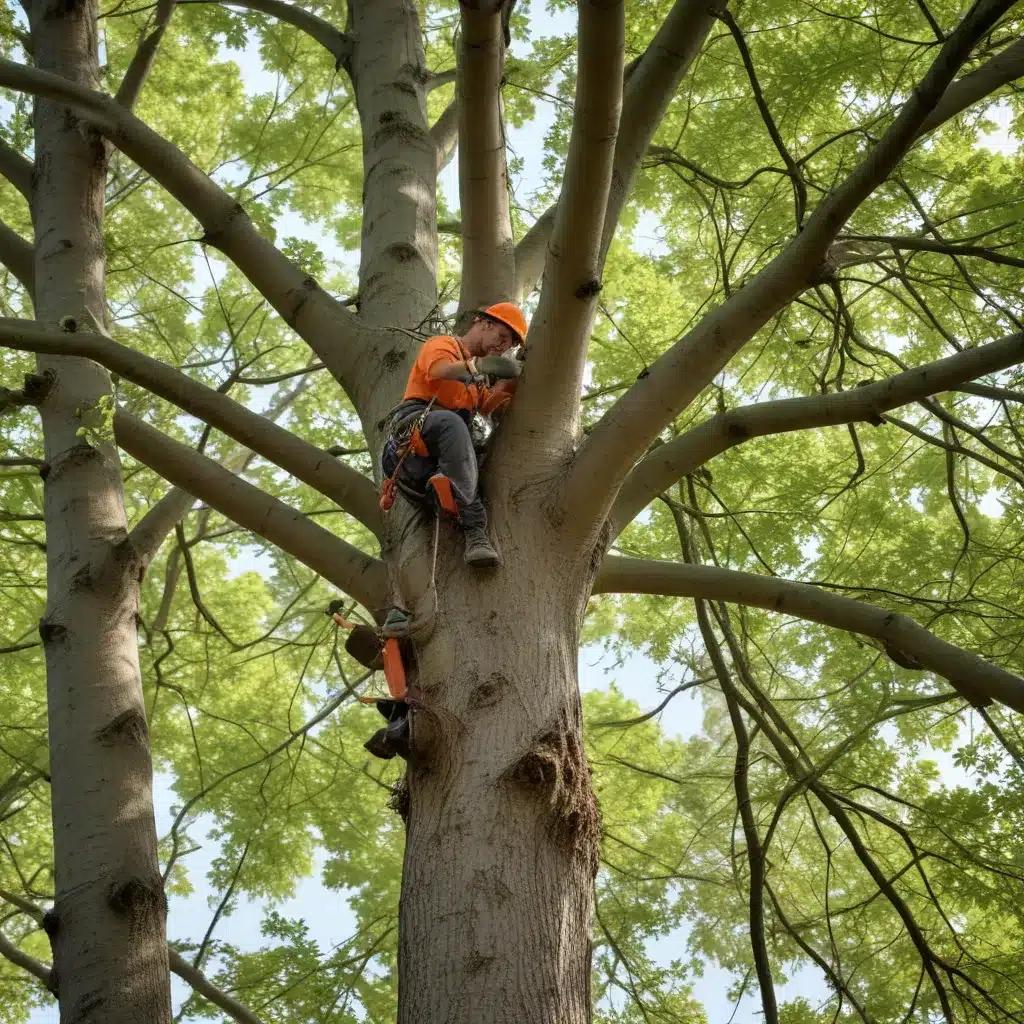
top-left (380, 398), bottom-right (434, 514)
top-left (327, 601), bottom-right (418, 761)
top-left (379, 398), bottom-right (461, 520)
top-left (328, 604), bottom-right (408, 702)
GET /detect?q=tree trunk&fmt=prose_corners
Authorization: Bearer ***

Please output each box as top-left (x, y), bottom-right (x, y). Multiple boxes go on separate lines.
top-left (396, 511), bottom-right (599, 1024)
top-left (28, 0), bottom-right (171, 1020)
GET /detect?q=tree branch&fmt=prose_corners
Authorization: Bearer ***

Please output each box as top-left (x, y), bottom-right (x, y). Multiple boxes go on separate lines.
top-left (594, 556), bottom-right (1024, 714)
top-left (0, 318), bottom-right (383, 539)
top-left (0, 925), bottom-right (265, 1024)
top-left (168, 949), bottom-right (266, 1024)
top-left (916, 35), bottom-right (1024, 138)
top-left (430, 98), bottom-right (459, 172)
top-left (0, 57), bottom-right (371, 400)
top-left (177, 0), bottom-right (353, 70)
top-left (840, 232), bottom-right (1024, 269)
top-left (600, 0), bottom-right (720, 258)
top-left (612, 330), bottom-right (1024, 532)
top-left (129, 363), bottom-right (316, 563)
top-left (562, 0), bottom-right (1020, 541)
top-left (456, 2), bottom-right (514, 311)
top-left (505, 0), bottom-right (625, 446)
top-left (717, 6), bottom-right (805, 226)
top-left (114, 0), bottom-right (176, 110)
top-left (0, 138), bottom-right (33, 201)
top-left (513, 0), bottom-right (718, 304)
top-left (0, 219), bottom-right (34, 296)
top-left (511, 204), bottom-right (554, 305)
top-left (114, 409), bottom-right (388, 610)
top-left (0, 931), bottom-right (56, 993)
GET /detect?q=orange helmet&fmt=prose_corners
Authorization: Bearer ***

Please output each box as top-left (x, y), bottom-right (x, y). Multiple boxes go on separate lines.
top-left (482, 301), bottom-right (528, 345)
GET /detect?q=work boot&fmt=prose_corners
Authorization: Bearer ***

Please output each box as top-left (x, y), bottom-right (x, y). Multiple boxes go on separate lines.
top-left (463, 525), bottom-right (501, 568)
top-left (364, 711), bottom-right (411, 760)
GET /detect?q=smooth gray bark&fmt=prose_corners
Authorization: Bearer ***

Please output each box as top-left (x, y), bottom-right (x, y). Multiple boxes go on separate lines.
top-left (27, 0), bottom-right (171, 1020)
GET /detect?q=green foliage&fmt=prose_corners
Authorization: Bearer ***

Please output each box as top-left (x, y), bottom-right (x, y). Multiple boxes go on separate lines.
top-left (1, 0), bottom-right (1023, 1021)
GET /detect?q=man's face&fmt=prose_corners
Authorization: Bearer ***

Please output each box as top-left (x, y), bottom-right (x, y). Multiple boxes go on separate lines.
top-left (468, 316), bottom-right (519, 356)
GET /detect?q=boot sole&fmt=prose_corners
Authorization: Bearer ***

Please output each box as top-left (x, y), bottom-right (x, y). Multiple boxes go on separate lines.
top-left (465, 551), bottom-right (502, 568)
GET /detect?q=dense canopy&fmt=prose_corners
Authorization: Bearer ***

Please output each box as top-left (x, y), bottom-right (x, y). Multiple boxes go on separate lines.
top-left (0, 0), bottom-right (1023, 1022)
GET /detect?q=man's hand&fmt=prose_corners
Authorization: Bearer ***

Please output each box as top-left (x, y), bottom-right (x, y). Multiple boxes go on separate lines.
top-left (476, 354), bottom-right (522, 379)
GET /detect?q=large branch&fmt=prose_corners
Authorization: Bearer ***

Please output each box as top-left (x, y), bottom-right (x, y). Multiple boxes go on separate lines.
top-left (129, 367), bottom-right (314, 562)
top-left (511, 205), bottom-right (554, 305)
top-left (611, 330), bottom-right (1024, 531)
top-left (562, 0), bottom-right (1020, 540)
top-left (600, 0), bottom-right (721, 259)
top-left (456, 3), bottom-right (515, 311)
top-left (0, 318), bottom-right (383, 540)
top-left (0, 931), bottom-right (56, 993)
top-left (594, 556), bottom-right (1024, 715)
top-left (511, 0), bottom-right (718, 305)
top-left (916, 35), bottom-right (1024, 137)
top-left (178, 0), bottom-right (353, 69)
top-left (0, 57), bottom-right (373, 402)
top-left (506, 0), bottom-right (625, 445)
top-left (114, 410), bottom-right (387, 609)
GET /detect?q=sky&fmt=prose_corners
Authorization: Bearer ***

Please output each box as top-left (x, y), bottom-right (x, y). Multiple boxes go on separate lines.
top-left (19, 3), bottom-right (1023, 1023)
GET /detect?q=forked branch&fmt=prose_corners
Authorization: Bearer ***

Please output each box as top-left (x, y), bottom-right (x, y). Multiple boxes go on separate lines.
top-left (563, 0), bottom-right (1022, 541)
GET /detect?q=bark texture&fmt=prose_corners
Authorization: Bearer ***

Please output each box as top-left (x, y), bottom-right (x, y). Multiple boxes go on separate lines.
top-left (28, 0), bottom-right (171, 1019)
top-left (397, 514), bottom-right (599, 1024)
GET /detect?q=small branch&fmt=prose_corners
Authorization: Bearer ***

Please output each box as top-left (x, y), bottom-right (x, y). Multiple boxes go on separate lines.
top-left (114, 409), bottom-right (388, 610)
top-left (840, 232), bottom-right (1024, 269)
top-left (0, 139), bottom-right (33, 201)
top-left (177, 0), bottom-right (353, 69)
top-left (717, 7), bottom-right (805, 226)
top-left (426, 68), bottom-right (457, 92)
top-left (0, 218), bottom-right (34, 296)
top-left (0, 318), bottom-right (383, 539)
top-left (612, 330), bottom-right (1024, 531)
top-left (594, 556), bottom-right (1024, 714)
top-left (168, 949), bottom-right (266, 1024)
top-left (511, 204), bottom-right (555, 305)
top-left (114, 0), bottom-right (177, 110)
top-left (456, 2), bottom-right (515, 311)
top-left (430, 99), bottom-right (459, 172)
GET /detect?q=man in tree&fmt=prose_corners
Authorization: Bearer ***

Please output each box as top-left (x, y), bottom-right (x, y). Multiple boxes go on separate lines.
top-left (381, 302), bottom-right (528, 568)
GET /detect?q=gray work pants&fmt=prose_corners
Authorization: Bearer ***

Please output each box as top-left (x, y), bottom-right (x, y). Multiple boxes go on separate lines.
top-left (384, 403), bottom-right (487, 529)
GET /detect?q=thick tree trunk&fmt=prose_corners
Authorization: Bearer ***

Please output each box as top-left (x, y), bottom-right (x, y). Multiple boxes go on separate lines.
top-left (28, 0), bottom-right (171, 1019)
top-left (395, 514), bottom-right (599, 1024)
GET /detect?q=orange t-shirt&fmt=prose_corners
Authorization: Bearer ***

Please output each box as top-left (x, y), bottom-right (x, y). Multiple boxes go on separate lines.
top-left (403, 335), bottom-right (515, 417)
